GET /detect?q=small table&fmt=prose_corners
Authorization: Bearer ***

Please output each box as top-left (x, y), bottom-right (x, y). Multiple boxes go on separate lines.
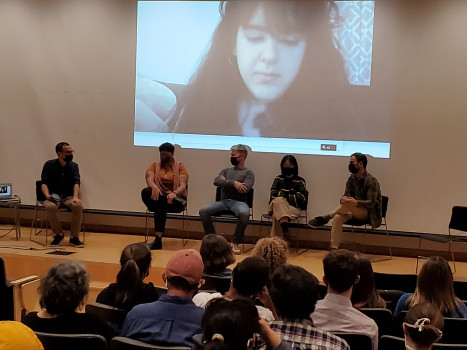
top-left (0, 195), bottom-right (21, 240)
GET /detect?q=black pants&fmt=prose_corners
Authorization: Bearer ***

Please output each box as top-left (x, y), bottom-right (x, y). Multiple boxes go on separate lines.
top-left (141, 187), bottom-right (185, 234)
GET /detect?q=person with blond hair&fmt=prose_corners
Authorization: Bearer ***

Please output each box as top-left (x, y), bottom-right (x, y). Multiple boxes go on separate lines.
top-left (393, 256), bottom-right (467, 320)
top-left (252, 237), bottom-right (287, 276)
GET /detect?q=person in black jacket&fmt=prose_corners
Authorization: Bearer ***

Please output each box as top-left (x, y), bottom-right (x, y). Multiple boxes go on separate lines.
top-left (268, 155), bottom-right (308, 240)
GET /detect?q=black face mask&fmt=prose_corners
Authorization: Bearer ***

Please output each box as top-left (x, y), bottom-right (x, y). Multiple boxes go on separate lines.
top-left (64, 154), bottom-right (73, 163)
top-left (230, 157), bottom-right (239, 166)
top-left (348, 163), bottom-right (358, 174)
top-left (281, 167), bottom-right (295, 178)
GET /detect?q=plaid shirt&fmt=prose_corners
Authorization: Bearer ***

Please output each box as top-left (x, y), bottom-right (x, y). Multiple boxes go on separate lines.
top-left (269, 319), bottom-right (350, 350)
top-left (343, 171), bottom-right (382, 228)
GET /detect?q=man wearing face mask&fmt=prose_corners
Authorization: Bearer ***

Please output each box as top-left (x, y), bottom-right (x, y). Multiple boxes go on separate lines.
top-left (142, 142), bottom-right (188, 250)
top-left (308, 153), bottom-right (382, 250)
top-left (199, 144), bottom-right (255, 255)
top-left (268, 155), bottom-right (308, 239)
top-left (41, 142), bottom-right (84, 247)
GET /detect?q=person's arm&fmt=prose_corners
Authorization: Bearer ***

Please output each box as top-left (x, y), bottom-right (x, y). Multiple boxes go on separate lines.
top-left (357, 177), bottom-right (381, 209)
top-left (258, 319), bottom-right (287, 350)
top-left (72, 183), bottom-right (82, 205)
top-left (257, 286), bottom-right (279, 321)
top-left (243, 169), bottom-right (255, 191)
top-left (145, 166), bottom-right (161, 200)
top-left (40, 162), bottom-right (52, 200)
top-left (291, 178), bottom-right (308, 209)
top-left (213, 168), bottom-right (229, 187)
top-left (269, 176), bottom-right (281, 203)
top-left (173, 174), bottom-right (188, 197)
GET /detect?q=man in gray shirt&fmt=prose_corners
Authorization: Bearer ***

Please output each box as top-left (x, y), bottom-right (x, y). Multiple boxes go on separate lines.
top-left (199, 145), bottom-right (255, 254)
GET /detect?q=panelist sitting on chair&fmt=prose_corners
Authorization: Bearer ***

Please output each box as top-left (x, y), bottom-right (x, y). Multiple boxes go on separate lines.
top-left (268, 155), bottom-right (308, 240)
top-left (308, 153), bottom-right (382, 250)
top-left (41, 142), bottom-right (84, 247)
top-left (199, 144), bottom-right (255, 255)
top-left (141, 142), bottom-right (188, 250)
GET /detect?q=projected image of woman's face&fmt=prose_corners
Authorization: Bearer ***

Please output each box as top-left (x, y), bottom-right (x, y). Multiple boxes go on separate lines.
top-left (236, 4), bottom-right (306, 103)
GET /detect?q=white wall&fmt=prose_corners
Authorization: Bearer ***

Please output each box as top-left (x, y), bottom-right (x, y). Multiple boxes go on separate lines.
top-left (0, 0), bottom-right (466, 235)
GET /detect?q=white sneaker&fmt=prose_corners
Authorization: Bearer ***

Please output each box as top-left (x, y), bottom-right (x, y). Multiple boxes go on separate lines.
top-left (231, 243), bottom-right (241, 255)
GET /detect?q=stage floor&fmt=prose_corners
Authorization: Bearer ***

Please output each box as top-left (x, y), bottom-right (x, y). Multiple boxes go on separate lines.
top-left (1, 225), bottom-right (467, 301)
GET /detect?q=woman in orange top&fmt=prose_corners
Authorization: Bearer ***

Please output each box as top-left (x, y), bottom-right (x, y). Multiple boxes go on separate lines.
top-left (141, 142), bottom-right (188, 249)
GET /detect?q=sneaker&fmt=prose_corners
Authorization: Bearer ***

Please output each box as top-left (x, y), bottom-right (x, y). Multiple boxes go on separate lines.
top-left (231, 243), bottom-right (241, 255)
top-left (69, 237), bottom-right (84, 248)
top-left (148, 236), bottom-right (162, 250)
top-left (308, 216), bottom-right (329, 227)
top-left (50, 234), bottom-right (64, 246)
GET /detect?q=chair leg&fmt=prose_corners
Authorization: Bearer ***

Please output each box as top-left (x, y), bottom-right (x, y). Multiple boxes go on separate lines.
top-left (385, 222), bottom-right (392, 258)
top-left (82, 210), bottom-right (86, 243)
top-left (449, 241), bottom-right (456, 274)
top-left (416, 237), bottom-right (422, 274)
top-left (182, 209), bottom-right (188, 247)
top-left (30, 206), bottom-right (47, 246)
top-left (144, 210), bottom-right (150, 243)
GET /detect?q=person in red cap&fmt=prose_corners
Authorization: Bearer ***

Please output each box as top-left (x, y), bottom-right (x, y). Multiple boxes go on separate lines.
top-left (121, 249), bottom-right (205, 347)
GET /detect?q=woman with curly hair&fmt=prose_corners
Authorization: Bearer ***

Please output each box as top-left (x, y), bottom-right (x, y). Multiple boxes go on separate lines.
top-left (252, 237), bottom-right (287, 276)
top-left (23, 260), bottom-right (111, 340)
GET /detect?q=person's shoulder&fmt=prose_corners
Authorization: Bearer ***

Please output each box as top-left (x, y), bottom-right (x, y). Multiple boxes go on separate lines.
top-left (43, 159), bottom-right (57, 167)
top-left (22, 311), bottom-right (39, 324)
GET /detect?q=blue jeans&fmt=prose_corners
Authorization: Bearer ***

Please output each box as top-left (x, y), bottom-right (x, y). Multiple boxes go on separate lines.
top-left (199, 199), bottom-right (250, 244)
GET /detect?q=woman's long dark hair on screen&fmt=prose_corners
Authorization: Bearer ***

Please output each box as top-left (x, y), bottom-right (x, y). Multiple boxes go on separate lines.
top-left (173, 1), bottom-right (347, 138)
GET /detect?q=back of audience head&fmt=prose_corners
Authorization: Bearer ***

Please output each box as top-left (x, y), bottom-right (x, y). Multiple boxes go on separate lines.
top-left (270, 264), bottom-right (319, 320)
top-left (232, 256), bottom-right (270, 297)
top-left (163, 249), bottom-right (204, 295)
top-left (323, 249), bottom-right (359, 294)
top-left (202, 298), bottom-right (260, 350)
top-left (351, 252), bottom-right (386, 309)
top-left (39, 260), bottom-right (89, 315)
top-left (409, 256), bottom-right (460, 317)
top-left (0, 321), bottom-right (44, 350)
top-left (404, 303), bottom-right (443, 349)
top-left (252, 237), bottom-right (287, 276)
top-left (200, 234), bottom-right (235, 274)
top-left (115, 243), bottom-right (152, 305)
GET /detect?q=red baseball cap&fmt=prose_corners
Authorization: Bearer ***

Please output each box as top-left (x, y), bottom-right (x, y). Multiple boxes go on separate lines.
top-left (165, 249), bottom-right (204, 284)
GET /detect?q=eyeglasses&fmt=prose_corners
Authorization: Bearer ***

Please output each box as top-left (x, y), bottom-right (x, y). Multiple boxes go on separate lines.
top-left (61, 150), bottom-right (75, 155)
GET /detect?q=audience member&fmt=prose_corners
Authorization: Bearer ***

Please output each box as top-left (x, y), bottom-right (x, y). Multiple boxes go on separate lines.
top-left (22, 260), bottom-right (111, 340)
top-left (270, 264), bottom-right (350, 350)
top-left (311, 249), bottom-right (378, 350)
top-left (199, 144), bottom-right (255, 254)
top-left (121, 249), bottom-right (205, 347)
top-left (0, 321), bottom-right (44, 350)
top-left (96, 243), bottom-right (163, 311)
top-left (393, 256), bottom-right (467, 321)
top-left (268, 155), bottom-right (308, 240)
top-left (351, 252), bottom-right (386, 309)
top-left (403, 303), bottom-right (444, 350)
top-left (200, 298), bottom-right (289, 350)
top-left (41, 142), bottom-right (84, 247)
top-left (200, 234), bottom-right (236, 278)
top-left (141, 142), bottom-right (188, 250)
top-left (308, 153), bottom-right (382, 250)
top-left (193, 256), bottom-right (277, 321)
top-left (252, 237), bottom-right (288, 276)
